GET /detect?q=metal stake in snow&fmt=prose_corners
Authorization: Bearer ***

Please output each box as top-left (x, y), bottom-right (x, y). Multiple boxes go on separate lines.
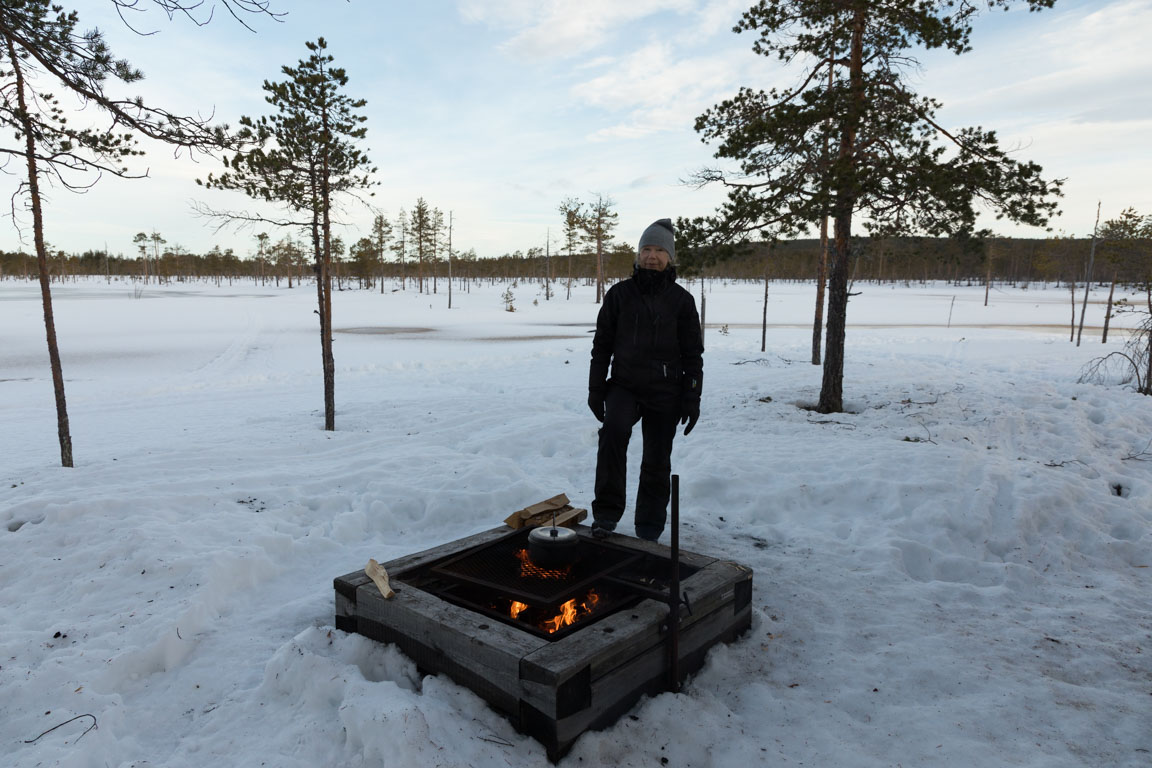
top-left (668, 473), bottom-right (682, 693)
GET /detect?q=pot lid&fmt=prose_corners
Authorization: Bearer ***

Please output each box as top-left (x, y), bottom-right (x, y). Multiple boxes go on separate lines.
top-left (528, 525), bottom-right (578, 546)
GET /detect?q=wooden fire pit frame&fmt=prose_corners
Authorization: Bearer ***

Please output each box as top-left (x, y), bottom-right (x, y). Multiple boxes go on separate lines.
top-left (334, 525), bottom-right (753, 761)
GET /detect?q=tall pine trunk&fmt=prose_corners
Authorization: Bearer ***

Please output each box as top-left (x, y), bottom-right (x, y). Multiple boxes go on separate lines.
top-left (9, 37), bottom-right (73, 467)
top-left (1069, 277), bottom-right (1075, 342)
top-left (595, 234), bottom-right (604, 304)
top-left (813, 216), bottom-right (828, 364)
top-left (308, 162), bottom-right (334, 432)
top-left (761, 261), bottom-right (770, 353)
top-left (319, 110), bottom-right (336, 431)
top-left (984, 242), bottom-right (992, 306)
top-left (310, 207), bottom-right (327, 424)
top-left (811, 41), bottom-right (833, 366)
top-left (1145, 285), bottom-right (1152, 396)
top-left (1102, 269), bottom-right (1117, 344)
top-left (819, 208), bottom-right (853, 413)
top-left (812, 216), bottom-right (829, 365)
top-left (320, 215), bottom-right (335, 431)
top-left (816, 8), bottom-right (865, 414)
top-left (1076, 202), bottom-right (1100, 347)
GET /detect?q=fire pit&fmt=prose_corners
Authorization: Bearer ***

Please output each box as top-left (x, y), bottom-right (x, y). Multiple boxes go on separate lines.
top-left (334, 525), bottom-right (752, 760)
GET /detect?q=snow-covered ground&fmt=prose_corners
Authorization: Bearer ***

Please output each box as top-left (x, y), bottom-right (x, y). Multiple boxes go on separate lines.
top-left (2, 276), bottom-right (1149, 768)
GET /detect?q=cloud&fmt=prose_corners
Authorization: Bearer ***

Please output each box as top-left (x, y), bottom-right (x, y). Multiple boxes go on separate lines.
top-left (455, 0), bottom-right (541, 29)
top-left (925, 0), bottom-right (1152, 124)
top-left (516, 0), bottom-right (697, 58)
top-left (680, 0), bottom-right (750, 41)
top-left (453, 0), bottom-right (768, 143)
top-left (459, 0), bottom-right (710, 59)
top-left (572, 42), bottom-right (778, 141)
top-left (1072, 100), bottom-right (1152, 124)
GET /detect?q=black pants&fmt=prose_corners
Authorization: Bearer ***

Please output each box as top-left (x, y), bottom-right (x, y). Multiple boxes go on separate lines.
top-left (592, 386), bottom-right (679, 540)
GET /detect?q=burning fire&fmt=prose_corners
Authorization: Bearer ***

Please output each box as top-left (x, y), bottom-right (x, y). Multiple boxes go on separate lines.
top-left (507, 590), bottom-right (601, 635)
top-left (503, 548), bottom-right (600, 634)
top-left (515, 548), bottom-right (573, 579)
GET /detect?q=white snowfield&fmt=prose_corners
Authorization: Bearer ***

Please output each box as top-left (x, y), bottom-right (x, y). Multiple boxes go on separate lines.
top-left (1, 277), bottom-right (1149, 768)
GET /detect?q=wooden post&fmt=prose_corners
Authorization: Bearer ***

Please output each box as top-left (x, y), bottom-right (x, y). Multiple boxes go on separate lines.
top-left (1069, 276), bottom-right (1076, 343)
top-left (447, 211), bottom-right (454, 310)
top-left (984, 240), bottom-right (992, 307)
top-left (1103, 269), bottom-right (1117, 344)
top-left (1076, 202), bottom-right (1100, 347)
top-left (761, 269), bottom-right (769, 353)
top-left (699, 286), bottom-right (706, 342)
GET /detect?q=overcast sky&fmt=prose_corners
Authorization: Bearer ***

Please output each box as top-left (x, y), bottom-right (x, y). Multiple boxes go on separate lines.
top-left (4, 0), bottom-right (1150, 259)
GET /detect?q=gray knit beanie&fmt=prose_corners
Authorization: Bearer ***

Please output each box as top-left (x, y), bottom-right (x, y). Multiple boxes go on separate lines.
top-left (637, 218), bottom-right (675, 264)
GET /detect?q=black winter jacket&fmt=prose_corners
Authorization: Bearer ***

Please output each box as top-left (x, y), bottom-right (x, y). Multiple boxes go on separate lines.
top-left (589, 267), bottom-right (704, 413)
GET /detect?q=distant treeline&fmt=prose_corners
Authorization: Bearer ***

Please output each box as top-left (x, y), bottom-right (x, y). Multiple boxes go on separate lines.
top-left (701, 236), bottom-right (1152, 287)
top-left (2, 235), bottom-right (1149, 288)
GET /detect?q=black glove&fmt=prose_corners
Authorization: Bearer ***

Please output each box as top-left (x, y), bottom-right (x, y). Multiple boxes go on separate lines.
top-left (588, 390), bottom-right (605, 422)
top-left (680, 398), bottom-right (700, 436)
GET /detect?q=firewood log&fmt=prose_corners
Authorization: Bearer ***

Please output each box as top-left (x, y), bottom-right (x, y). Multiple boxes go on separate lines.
top-left (365, 558), bottom-right (395, 599)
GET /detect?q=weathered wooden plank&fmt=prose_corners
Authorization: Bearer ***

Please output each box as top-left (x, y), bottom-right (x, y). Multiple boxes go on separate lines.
top-left (333, 570), bottom-right (372, 605)
top-left (517, 599), bottom-right (667, 715)
top-left (358, 579), bottom-right (547, 669)
top-left (517, 562), bottom-right (751, 719)
top-left (592, 602), bottom-right (752, 705)
top-left (520, 600), bottom-right (753, 759)
top-left (334, 591), bottom-right (357, 633)
top-left (521, 558), bottom-right (751, 688)
top-left (550, 602), bottom-right (753, 753)
top-left (669, 560), bottom-right (752, 634)
top-left (353, 574), bottom-right (548, 714)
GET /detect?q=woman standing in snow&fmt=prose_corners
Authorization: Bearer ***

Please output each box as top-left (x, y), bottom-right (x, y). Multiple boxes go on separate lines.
top-left (587, 218), bottom-right (703, 541)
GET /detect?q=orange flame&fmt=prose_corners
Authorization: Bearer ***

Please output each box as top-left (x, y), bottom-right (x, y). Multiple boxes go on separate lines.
top-left (540, 590), bottom-right (601, 634)
top-left (505, 590), bottom-right (602, 633)
top-left (515, 548), bottom-right (573, 580)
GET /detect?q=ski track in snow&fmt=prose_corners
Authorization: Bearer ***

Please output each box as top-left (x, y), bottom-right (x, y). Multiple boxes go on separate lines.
top-left (1, 278), bottom-right (1150, 768)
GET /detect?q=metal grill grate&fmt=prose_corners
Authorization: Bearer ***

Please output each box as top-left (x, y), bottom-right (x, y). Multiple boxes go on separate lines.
top-left (428, 528), bottom-right (642, 606)
top-left (425, 579), bottom-right (641, 641)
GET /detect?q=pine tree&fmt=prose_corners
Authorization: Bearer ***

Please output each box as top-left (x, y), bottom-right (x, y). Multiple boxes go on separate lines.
top-left (133, 232), bottom-right (150, 282)
top-left (559, 197), bottom-right (582, 301)
top-left (371, 213), bottom-right (392, 294)
top-left (580, 194), bottom-right (617, 304)
top-left (349, 237), bottom-right (375, 288)
top-left (446, 210), bottom-right (454, 308)
top-left (409, 198), bottom-right (433, 294)
top-left (392, 208), bottom-right (408, 290)
top-left (1, 1), bottom-right (255, 466)
top-left (430, 207), bottom-right (445, 294)
top-left (694, 0), bottom-right (1062, 412)
top-left (200, 38), bottom-right (375, 431)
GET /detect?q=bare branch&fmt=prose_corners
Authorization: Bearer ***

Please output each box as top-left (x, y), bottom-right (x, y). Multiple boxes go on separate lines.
top-left (111, 0), bottom-right (286, 35)
top-left (190, 198), bottom-right (310, 233)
